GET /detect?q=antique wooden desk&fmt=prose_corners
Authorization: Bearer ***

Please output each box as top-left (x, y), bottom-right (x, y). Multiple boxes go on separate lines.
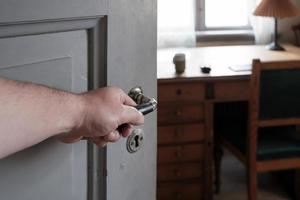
top-left (156, 44), bottom-right (300, 200)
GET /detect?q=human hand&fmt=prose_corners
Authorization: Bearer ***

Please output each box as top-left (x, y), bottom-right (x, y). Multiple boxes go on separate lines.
top-left (60, 86), bottom-right (144, 147)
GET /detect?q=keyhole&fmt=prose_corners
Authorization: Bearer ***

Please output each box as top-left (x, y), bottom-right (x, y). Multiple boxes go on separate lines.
top-left (126, 128), bottom-right (144, 153)
top-left (134, 135), bottom-right (140, 148)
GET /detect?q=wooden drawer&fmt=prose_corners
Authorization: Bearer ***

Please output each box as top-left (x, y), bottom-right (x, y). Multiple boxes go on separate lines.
top-left (214, 81), bottom-right (250, 101)
top-left (157, 144), bottom-right (204, 164)
top-left (158, 82), bottom-right (205, 102)
top-left (158, 123), bottom-right (205, 145)
top-left (158, 104), bottom-right (203, 125)
top-left (157, 162), bottom-right (203, 182)
top-left (157, 182), bottom-right (203, 200)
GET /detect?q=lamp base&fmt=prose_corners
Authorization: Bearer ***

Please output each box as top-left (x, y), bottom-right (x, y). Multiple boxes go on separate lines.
top-left (267, 42), bottom-right (285, 51)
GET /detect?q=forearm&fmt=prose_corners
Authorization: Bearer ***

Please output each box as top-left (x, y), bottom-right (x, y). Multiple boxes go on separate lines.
top-left (0, 77), bottom-right (83, 158)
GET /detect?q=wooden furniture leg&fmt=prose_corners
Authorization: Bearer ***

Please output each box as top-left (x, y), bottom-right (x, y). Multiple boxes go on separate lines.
top-left (247, 165), bottom-right (258, 200)
top-left (214, 135), bottom-right (224, 194)
top-left (295, 170), bottom-right (300, 200)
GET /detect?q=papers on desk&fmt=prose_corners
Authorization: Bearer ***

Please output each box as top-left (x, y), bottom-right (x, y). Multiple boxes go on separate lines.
top-left (229, 64), bottom-right (252, 72)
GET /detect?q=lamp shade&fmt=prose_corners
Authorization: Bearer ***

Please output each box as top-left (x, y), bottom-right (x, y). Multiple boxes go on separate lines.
top-left (253, 0), bottom-right (299, 19)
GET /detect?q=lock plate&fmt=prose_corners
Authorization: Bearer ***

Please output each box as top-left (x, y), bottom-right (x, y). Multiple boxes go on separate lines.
top-left (126, 129), bottom-right (144, 153)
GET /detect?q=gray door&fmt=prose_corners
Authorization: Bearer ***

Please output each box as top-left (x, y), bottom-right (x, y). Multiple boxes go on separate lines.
top-left (0, 0), bottom-right (156, 200)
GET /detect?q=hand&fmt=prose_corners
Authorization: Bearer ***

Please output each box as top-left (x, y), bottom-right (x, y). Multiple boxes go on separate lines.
top-left (59, 86), bottom-right (144, 147)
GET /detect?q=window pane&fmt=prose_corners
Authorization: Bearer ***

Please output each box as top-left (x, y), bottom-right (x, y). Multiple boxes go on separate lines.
top-left (205, 0), bottom-right (249, 28)
top-left (158, 0), bottom-right (195, 31)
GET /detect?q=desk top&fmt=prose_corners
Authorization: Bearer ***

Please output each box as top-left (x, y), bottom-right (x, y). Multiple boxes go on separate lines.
top-left (157, 44), bottom-right (300, 82)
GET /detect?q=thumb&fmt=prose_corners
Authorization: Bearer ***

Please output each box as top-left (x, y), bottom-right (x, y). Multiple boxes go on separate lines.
top-left (120, 105), bottom-right (144, 126)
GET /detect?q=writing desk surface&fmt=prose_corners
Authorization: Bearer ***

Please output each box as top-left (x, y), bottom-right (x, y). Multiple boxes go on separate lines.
top-left (157, 44), bottom-right (300, 82)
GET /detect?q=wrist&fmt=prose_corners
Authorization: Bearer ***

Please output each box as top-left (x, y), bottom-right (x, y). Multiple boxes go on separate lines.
top-left (62, 93), bottom-right (87, 134)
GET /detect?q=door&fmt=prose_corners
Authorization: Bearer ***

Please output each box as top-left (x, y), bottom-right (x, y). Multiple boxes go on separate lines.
top-left (0, 0), bottom-right (157, 200)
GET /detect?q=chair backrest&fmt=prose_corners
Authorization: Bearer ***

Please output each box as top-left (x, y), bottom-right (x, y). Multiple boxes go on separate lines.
top-left (250, 59), bottom-right (300, 127)
top-left (292, 24), bottom-right (300, 47)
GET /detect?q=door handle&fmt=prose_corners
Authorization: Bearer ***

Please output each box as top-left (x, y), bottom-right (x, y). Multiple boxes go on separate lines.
top-left (81, 86), bottom-right (157, 148)
top-left (129, 86), bottom-right (157, 115)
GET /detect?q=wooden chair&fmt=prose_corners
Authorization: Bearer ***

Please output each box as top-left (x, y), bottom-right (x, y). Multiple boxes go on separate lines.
top-left (292, 24), bottom-right (300, 47)
top-left (214, 59), bottom-right (300, 200)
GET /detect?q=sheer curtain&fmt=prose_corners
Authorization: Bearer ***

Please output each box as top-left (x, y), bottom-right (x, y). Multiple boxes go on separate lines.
top-left (157, 0), bottom-right (196, 48)
top-left (248, 0), bottom-right (274, 44)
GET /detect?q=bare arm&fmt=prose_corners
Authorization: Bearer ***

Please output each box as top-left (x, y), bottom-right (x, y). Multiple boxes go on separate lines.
top-left (0, 77), bottom-right (144, 159)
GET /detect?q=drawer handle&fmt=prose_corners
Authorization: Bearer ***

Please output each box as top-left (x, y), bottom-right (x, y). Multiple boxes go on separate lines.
top-left (176, 89), bottom-right (182, 96)
top-left (175, 110), bottom-right (182, 116)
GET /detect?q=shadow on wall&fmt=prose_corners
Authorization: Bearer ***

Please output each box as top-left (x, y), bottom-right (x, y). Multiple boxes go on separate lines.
top-left (279, 0), bottom-right (300, 43)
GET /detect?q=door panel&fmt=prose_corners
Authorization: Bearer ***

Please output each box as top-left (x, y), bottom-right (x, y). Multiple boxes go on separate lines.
top-left (0, 0), bottom-right (107, 23)
top-left (0, 30), bottom-right (88, 200)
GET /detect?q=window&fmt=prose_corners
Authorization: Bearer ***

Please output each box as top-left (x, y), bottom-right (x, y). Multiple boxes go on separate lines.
top-left (158, 0), bottom-right (195, 32)
top-left (157, 0), bottom-right (196, 48)
top-left (196, 0), bottom-right (252, 31)
top-left (157, 0), bottom-right (254, 48)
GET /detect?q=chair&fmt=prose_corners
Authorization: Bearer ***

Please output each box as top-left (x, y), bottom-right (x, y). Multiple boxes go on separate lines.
top-left (292, 23), bottom-right (300, 47)
top-left (214, 59), bottom-right (300, 200)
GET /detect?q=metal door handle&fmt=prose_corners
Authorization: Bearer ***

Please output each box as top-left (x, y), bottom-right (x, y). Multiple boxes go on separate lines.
top-left (129, 86), bottom-right (157, 115)
top-left (81, 86), bottom-right (157, 147)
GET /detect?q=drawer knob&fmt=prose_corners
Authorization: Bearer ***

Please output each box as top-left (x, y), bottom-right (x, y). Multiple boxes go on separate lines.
top-left (176, 89), bottom-right (182, 96)
top-left (175, 110), bottom-right (182, 116)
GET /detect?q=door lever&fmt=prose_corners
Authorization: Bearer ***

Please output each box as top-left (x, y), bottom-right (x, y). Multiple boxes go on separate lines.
top-left (82, 86), bottom-right (157, 143)
top-left (129, 86), bottom-right (157, 115)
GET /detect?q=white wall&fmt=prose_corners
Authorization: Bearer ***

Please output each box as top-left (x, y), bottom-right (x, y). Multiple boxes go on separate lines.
top-left (279, 0), bottom-right (300, 43)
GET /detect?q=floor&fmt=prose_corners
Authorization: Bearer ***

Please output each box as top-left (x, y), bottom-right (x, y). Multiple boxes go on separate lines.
top-left (213, 151), bottom-right (292, 200)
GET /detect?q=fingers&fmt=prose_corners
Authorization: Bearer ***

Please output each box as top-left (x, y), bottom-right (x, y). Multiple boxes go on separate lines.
top-left (103, 131), bottom-right (121, 142)
top-left (122, 93), bottom-right (137, 107)
top-left (118, 124), bottom-right (133, 137)
top-left (91, 131), bottom-right (121, 147)
top-left (91, 137), bottom-right (107, 147)
top-left (120, 105), bottom-right (144, 126)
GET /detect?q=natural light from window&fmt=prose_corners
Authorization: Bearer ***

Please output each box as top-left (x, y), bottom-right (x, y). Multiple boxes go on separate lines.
top-left (205, 0), bottom-right (249, 28)
top-left (157, 0), bottom-right (194, 31)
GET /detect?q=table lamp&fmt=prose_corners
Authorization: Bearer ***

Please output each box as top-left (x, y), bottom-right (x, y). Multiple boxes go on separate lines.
top-left (253, 0), bottom-right (299, 51)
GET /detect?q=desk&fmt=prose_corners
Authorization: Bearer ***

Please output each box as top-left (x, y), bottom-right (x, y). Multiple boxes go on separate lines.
top-left (156, 44), bottom-right (300, 200)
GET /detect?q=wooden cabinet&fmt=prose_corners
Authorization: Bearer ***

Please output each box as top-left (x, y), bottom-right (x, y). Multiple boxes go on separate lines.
top-left (157, 45), bottom-right (300, 200)
top-left (157, 81), bottom-right (209, 200)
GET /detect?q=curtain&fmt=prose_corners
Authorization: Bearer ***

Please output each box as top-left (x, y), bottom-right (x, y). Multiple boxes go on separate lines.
top-left (157, 0), bottom-right (196, 48)
top-left (248, 0), bottom-right (274, 44)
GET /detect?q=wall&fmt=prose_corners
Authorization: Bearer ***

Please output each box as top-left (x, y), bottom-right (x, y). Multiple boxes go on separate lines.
top-left (279, 0), bottom-right (300, 44)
